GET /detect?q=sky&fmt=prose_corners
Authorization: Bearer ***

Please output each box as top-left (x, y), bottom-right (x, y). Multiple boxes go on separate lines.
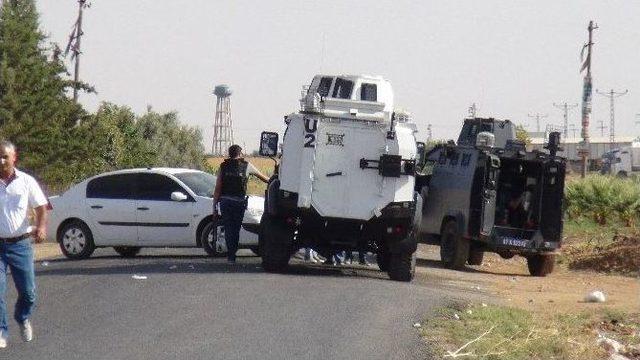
top-left (36, 0), bottom-right (640, 151)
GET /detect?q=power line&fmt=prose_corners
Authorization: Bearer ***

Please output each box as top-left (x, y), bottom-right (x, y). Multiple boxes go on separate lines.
top-left (527, 113), bottom-right (548, 133)
top-left (596, 88), bottom-right (628, 144)
top-left (552, 102), bottom-right (578, 139)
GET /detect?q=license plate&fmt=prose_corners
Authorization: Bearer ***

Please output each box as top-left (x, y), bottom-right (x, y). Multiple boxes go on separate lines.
top-left (500, 236), bottom-right (529, 248)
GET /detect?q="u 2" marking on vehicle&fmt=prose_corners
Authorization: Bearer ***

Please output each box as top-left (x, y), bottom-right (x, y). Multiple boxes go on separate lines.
top-left (304, 117), bottom-right (318, 148)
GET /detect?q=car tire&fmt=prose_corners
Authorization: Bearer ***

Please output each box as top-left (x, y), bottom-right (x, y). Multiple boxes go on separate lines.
top-left (440, 220), bottom-right (469, 270)
top-left (260, 214), bottom-right (291, 273)
top-left (527, 253), bottom-right (555, 277)
top-left (201, 221), bottom-right (226, 257)
top-left (387, 251), bottom-right (416, 282)
top-left (113, 246), bottom-right (141, 258)
top-left (467, 249), bottom-right (484, 266)
top-left (376, 250), bottom-right (390, 272)
top-left (59, 220), bottom-right (96, 260)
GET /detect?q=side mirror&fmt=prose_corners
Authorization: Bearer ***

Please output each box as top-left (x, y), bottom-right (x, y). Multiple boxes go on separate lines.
top-left (171, 191), bottom-right (188, 201)
top-left (416, 142), bottom-right (426, 169)
top-left (259, 131), bottom-right (279, 157)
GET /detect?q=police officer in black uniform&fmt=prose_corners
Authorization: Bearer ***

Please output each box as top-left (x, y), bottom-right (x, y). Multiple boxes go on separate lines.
top-left (213, 145), bottom-right (269, 263)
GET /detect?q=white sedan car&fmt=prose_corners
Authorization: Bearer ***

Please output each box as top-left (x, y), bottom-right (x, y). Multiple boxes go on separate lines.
top-left (46, 168), bottom-right (264, 259)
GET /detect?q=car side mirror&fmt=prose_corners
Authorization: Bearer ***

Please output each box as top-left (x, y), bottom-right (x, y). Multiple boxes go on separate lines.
top-left (171, 191), bottom-right (188, 201)
top-left (259, 131), bottom-right (279, 157)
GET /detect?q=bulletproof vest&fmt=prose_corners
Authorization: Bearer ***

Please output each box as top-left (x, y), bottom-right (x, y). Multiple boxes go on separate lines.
top-left (220, 159), bottom-right (249, 197)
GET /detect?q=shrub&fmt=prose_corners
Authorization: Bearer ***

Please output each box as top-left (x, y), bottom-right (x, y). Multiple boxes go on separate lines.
top-left (566, 175), bottom-right (640, 226)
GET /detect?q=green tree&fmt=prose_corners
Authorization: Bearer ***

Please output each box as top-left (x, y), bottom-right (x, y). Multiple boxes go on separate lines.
top-left (136, 108), bottom-right (206, 169)
top-left (0, 0), bottom-right (84, 189)
top-left (515, 124), bottom-right (531, 145)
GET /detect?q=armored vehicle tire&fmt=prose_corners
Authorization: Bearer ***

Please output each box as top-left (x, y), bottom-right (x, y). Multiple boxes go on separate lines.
top-left (467, 250), bottom-right (484, 266)
top-left (377, 250), bottom-right (390, 272)
top-left (387, 251), bottom-right (416, 282)
top-left (440, 220), bottom-right (470, 270)
top-left (113, 246), bottom-right (141, 258)
top-left (527, 253), bottom-right (555, 277)
top-left (260, 215), bottom-right (291, 273)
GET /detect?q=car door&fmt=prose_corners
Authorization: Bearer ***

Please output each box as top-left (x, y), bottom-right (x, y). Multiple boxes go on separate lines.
top-left (85, 173), bottom-right (138, 246)
top-left (134, 173), bottom-right (195, 246)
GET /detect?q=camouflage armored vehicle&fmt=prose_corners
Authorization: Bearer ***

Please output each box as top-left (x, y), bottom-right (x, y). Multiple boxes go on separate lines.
top-left (417, 118), bottom-right (565, 276)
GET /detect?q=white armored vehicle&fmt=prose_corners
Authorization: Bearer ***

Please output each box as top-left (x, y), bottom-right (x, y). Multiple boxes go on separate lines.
top-left (258, 75), bottom-right (423, 281)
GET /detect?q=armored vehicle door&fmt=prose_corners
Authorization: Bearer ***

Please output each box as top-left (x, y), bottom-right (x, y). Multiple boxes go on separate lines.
top-left (539, 160), bottom-right (565, 242)
top-left (469, 153), bottom-right (499, 237)
top-left (481, 155), bottom-right (500, 235)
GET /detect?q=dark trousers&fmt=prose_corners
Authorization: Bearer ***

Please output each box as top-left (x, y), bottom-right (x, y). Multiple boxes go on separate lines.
top-left (219, 198), bottom-right (246, 261)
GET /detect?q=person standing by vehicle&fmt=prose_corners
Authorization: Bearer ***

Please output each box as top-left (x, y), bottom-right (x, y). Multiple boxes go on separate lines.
top-left (213, 145), bottom-right (269, 263)
top-left (0, 140), bottom-right (48, 348)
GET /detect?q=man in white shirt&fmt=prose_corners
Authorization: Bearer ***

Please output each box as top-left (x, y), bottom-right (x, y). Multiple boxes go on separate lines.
top-left (0, 140), bottom-right (48, 348)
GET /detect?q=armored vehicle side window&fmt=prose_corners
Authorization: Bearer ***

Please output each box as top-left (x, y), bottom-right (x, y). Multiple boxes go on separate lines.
top-left (457, 122), bottom-right (493, 146)
top-left (318, 77), bottom-right (333, 97)
top-left (332, 78), bottom-right (354, 99)
top-left (361, 83), bottom-right (377, 101)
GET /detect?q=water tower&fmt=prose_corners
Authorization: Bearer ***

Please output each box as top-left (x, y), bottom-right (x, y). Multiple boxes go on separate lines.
top-left (212, 84), bottom-right (234, 155)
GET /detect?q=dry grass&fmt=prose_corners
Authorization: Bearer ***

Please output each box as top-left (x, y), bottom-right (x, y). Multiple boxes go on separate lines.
top-left (420, 303), bottom-right (639, 359)
top-left (206, 156), bottom-right (276, 196)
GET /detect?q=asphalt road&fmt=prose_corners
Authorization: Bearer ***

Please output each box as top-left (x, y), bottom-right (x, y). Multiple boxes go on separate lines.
top-left (3, 248), bottom-right (455, 360)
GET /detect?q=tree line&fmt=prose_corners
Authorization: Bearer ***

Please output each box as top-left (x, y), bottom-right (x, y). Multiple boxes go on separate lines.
top-left (0, 0), bottom-right (209, 193)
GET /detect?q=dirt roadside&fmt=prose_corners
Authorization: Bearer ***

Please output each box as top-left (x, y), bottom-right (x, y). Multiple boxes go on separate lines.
top-left (414, 244), bottom-right (639, 314)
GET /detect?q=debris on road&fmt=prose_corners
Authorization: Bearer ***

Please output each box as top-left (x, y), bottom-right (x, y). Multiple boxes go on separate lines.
top-left (585, 290), bottom-right (607, 303)
top-left (41, 261), bottom-right (49, 267)
top-left (132, 275), bottom-right (148, 280)
top-left (413, 322), bottom-right (422, 328)
top-left (453, 313), bottom-right (460, 320)
top-left (168, 265), bottom-right (177, 270)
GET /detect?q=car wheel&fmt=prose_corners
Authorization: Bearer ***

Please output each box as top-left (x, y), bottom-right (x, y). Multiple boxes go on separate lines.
top-left (439, 220), bottom-right (469, 270)
top-left (201, 221), bottom-right (226, 257)
top-left (114, 246), bottom-right (141, 258)
top-left (376, 249), bottom-right (390, 272)
top-left (467, 249), bottom-right (484, 266)
top-left (260, 214), bottom-right (291, 273)
top-left (387, 251), bottom-right (416, 282)
top-left (59, 220), bottom-right (96, 260)
top-left (527, 253), bottom-right (555, 277)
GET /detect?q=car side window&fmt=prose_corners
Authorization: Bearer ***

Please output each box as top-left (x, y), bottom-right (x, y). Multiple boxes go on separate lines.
top-left (135, 173), bottom-right (184, 201)
top-left (86, 174), bottom-right (136, 199)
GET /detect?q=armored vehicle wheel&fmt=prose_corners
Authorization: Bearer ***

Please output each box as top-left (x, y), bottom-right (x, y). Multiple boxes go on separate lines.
top-left (260, 215), bottom-right (291, 273)
top-left (376, 250), bottom-right (390, 272)
top-left (440, 220), bottom-right (469, 270)
top-left (113, 246), bottom-right (141, 258)
top-left (467, 250), bottom-right (484, 266)
top-left (527, 253), bottom-right (555, 277)
top-left (387, 251), bottom-right (416, 282)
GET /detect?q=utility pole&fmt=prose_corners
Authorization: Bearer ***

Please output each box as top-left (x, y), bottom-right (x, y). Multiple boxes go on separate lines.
top-left (596, 88), bottom-right (628, 144)
top-left (579, 20), bottom-right (597, 178)
top-left (597, 119), bottom-right (607, 137)
top-left (527, 113), bottom-right (548, 133)
top-left (65, 0), bottom-right (89, 103)
top-left (553, 102), bottom-right (578, 139)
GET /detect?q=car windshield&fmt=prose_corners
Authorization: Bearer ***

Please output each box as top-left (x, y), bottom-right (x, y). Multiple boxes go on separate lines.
top-left (174, 172), bottom-right (217, 197)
